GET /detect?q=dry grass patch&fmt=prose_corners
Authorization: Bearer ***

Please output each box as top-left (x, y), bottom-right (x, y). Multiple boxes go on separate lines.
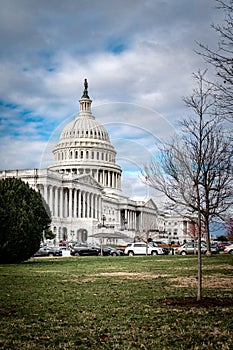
top-left (96, 272), bottom-right (169, 279)
top-left (169, 274), bottom-right (233, 289)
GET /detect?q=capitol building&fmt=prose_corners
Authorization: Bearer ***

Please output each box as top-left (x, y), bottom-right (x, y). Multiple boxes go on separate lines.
top-left (0, 80), bottom-right (191, 245)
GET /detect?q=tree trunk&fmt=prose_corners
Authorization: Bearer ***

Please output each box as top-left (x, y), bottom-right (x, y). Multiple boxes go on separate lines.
top-left (197, 210), bottom-right (202, 301)
top-left (204, 215), bottom-right (211, 256)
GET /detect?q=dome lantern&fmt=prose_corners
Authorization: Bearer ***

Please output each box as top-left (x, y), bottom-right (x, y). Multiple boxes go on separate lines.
top-left (79, 78), bottom-right (92, 113)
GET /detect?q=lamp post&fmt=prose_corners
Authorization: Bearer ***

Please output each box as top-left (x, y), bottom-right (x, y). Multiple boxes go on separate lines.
top-left (102, 214), bottom-right (106, 228)
top-left (100, 215), bottom-right (106, 256)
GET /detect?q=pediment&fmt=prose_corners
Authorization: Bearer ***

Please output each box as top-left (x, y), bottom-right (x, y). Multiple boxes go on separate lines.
top-left (63, 174), bottom-right (103, 190)
top-left (74, 174), bottom-right (103, 190)
top-left (145, 199), bottom-right (158, 210)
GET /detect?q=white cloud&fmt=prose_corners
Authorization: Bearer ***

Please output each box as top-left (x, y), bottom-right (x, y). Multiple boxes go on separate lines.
top-left (0, 137), bottom-right (47, 170)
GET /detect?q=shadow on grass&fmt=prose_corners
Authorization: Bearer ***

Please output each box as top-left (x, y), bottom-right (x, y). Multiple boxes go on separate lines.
top-left (158, 297), bottom-right (233, 308)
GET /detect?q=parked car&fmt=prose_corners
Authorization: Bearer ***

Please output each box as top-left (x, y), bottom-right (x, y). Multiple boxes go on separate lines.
top-left (70, 245), bottom-right (101, 256)
top-left (175, 242), bottom-right (218, 255)
top-left (217, 241), bottom-right (231, 252)
top-left (101, 246), bottom-right (124, 256)
top-left (59, 246), bottom-right (71, 256)
top-left (210, 242), bottom-right (220, 254)
top-left (33, 246), bottom-right (62, 257)
top-left (224, 243), bottom-right (233, 254)
top-left (124, 242), bottom-right (164, 256)
top-left (152, 241), bottom-right (170, 254)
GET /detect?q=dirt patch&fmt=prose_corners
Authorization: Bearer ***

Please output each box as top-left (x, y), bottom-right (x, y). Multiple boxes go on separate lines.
top-left (169, 274), bottom-right (233, 289)
top-left (158, 297), bottom-right (233, 308)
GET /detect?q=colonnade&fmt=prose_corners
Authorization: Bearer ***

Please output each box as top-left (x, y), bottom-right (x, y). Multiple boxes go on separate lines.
top-left (122, 208), bottom-right (157, 232)
top-left (57, 168), bottom-right (121, 189)
top-left (96, 169), bottom-right (121, 188)
top-left (39, 184), bottom-right (102, 220)
top-left (123, 209), bottom-right (138, 231)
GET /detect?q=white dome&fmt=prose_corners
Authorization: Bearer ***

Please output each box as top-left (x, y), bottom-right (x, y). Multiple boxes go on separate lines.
top-left (49, 79), bottom-right (122, 193)
top-left (60, 112), bottom-right (110, 143)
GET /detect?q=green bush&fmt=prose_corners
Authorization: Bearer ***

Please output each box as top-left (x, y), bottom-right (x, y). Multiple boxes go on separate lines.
top-left (0, 177), bottom-right (51, 263)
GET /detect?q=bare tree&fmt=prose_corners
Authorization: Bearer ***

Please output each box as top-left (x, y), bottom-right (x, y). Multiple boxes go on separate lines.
top-left (197, 0), bottom-right (233, 121)
top-left (143, 71), bottom-right (233, 300)
top-left (182, 71), bottom-right (232, 254)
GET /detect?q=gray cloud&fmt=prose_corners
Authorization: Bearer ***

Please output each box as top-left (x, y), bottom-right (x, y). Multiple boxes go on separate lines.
top-left (0, 0), bottom-right (222, 199)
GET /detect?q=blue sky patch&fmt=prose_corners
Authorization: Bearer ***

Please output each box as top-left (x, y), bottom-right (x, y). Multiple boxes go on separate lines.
top-left (106, 39), bottom-right (127, 54)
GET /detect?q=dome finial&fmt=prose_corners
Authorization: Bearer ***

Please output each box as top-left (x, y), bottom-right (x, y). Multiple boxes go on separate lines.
top-left (81, 78), bottom-right (89, 98)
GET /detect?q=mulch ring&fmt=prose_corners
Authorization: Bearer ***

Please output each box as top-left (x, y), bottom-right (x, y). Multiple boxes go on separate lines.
top-left (0, 307), bottom-right (16, 316)
top-left (158, 297), bottom-right (233, 308)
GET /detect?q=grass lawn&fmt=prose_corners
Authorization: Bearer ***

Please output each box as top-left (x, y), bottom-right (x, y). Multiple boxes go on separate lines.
top-left (0, 254), bottom-right (232, 349)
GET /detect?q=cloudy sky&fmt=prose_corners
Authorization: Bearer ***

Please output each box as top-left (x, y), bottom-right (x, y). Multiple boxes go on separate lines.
top-left (0, 0), bottom-right (223, 202)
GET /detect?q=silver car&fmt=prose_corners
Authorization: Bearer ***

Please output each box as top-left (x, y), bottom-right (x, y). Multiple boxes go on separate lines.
top-left (224, 244), bottom-right (233, 254)
top-left (175, 242), bottom-right (207, 255)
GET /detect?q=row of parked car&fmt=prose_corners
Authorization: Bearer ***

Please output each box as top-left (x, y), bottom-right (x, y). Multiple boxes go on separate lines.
top-left (69, 245), bottom-right (124, 256)
top-left (32, 245), bottom-right (124, 257)
top-left (33, 241), bottom-right (233, 258)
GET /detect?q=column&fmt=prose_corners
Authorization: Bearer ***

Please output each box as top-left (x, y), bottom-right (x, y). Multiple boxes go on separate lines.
top-left (84, 192), bottom-right (88, 218)
top-left (49, 186), bottom-right (53, 216)
top-left (98, 196), bottom-right (102, 220)
top-left (64, 189), bottom-right (68, 218)
top-left (94, 194), bottom-right (97, 219)
top-left (116, 174), bottom-right (119, 189)
top-left (54, 187), bottom-right (58, 217)
top-left (74, 189), bottom-right (77, 218)
top-left (44, 184), bottom-right (48, 203)
top-left (91, 193), bottom-right (94, 218)
top-left (134, 211), bottom-right (136, 230)
top-left (101, 170), bottom-right (104, 185)
top-left (60, 188), bottom-right (64, 218)
top-left (86, 192), bottom-right (90, 218)
top-left (69, 188), bottom-right (73, 218)
top-left (78, 190), bottom-right (82, 218)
